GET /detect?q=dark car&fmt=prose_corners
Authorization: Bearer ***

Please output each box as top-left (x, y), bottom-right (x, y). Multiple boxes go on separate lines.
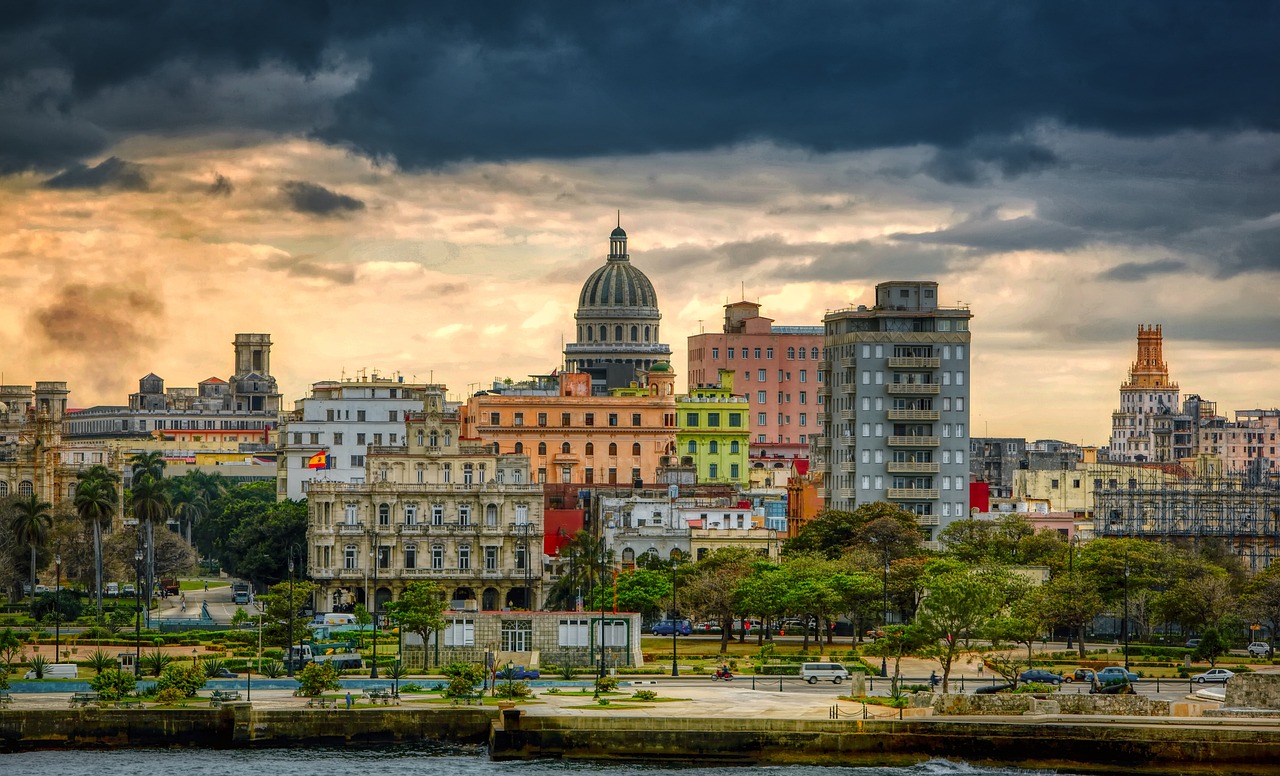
top-left (651, 619), bottom-right (693, 636)
top-left (1184, 638), bottom-right (1201, 650)
top-left (209, 667), bottom-right (238, 679)
top-left (497, 665), bottom-right (540, 680)
top-left (1018, 669), bottom-right (1063, 686)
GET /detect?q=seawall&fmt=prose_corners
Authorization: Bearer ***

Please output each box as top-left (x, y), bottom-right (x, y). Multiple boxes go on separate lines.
top-left (489, 712), bottom-right (1280, 776)
top-left (0, 706), bottom-right (494, 752)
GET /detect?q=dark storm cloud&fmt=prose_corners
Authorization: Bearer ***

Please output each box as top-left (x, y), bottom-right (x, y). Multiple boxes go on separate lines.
top-left (1096, 258), bottom-right (1190, 282)
top-left (1, 2), bottom-right (1277, 172)
top-left (269, 253), bottom-right (357, 285)
top-left (893, 212), bottom-right (1090, 253)
top-left (1223, 225), bottom-right (1280, 277)
top-left (639, 236), bottom-right (955, 282)
top-left (208, 173), bottom-right (233, 196)
top-left (42, 156), bottom-right (149, 191)
top-left (29, 282), bottom-right (164, 356)
top-left (280, 181), bottom-right (365, 216)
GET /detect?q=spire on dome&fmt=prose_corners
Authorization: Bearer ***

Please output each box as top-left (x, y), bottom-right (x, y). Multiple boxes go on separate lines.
top-left (609, 218), bottom-right (628, 260)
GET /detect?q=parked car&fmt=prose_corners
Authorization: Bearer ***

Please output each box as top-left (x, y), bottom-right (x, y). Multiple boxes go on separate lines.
top-left (651, 619), bottom-right (693, 636)
top-left (209, 667), bottom-right (238, 679)
top-left (1248, 642), bottom-right (1273, 657)
top-left (1096, 667), bottom-right (1140, 683)
top-left (1184, 638), bottom-right (1201, 650)
top-left (1192, 668), bottom-right (1234, 684)
top-left (1018, 669), bottom-right (1064, 686)
top-left (122, 584), bottom-right (136, 596)
top-left (1063, 668), bottom-right (1096, 683)
top-left (694, 621), bottom-right (721, 633)
top-left (800, 662), bottom-right (850, 684)
top-left (497, 665), bottom-right (540, 680)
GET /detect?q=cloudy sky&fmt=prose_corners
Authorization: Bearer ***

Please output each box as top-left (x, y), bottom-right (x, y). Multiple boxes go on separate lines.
top-left (1, 2), bottom-right (1277, 443)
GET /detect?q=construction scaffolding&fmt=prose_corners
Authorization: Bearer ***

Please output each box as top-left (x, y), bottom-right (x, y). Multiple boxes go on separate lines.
top-left (1092, 462), bottom-right (1280, 573)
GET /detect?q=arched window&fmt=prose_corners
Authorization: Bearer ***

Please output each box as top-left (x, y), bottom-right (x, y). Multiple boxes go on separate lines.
top-left (0, 481), bottom-right (8, 495)
top-left (614, 325), bottom-right (623, 341)
top-left (416, 430), bottom-right (424, 447)
top-left (586, 326), bottom-right (593, 341)
top-left (608, 442), bottom-right (618, 456)
top-left (599, 325), bottom-right (607, 340)
top-left (514, 442), bottom-right (524, 454)
top-left (585, 442), bottom-right (594, 456)
top-left (644, 325), bottom-right (651, 342)
top-left (431, 544), bottom-right (444, 570)
top-left (459, 504), bottom-right (472, 526)
top-left (537, 442), bottom-right (547, 455)
top-left (485, 503), bottom-right (498, 526)
top-left (730, 441), bottom-right (740, 454)
top-left (798, 347), bottom-right (806, 359)
top-left (19, 481), bottom-right (33, 496)
top-left (709, 441), bottom-right (718, 453)
top-left (687, 440), bottom-right (697, 453)
top-left (429, 430), bottom-right (438, 446)
top-left (631, 442), bottom-right (641, 456)
top-left (811, 347), bottom-right (819, 360)
top-left (378, 503), bottom-right (390, 526)
top-left (561, 442), bottom-right (571, 454)
top-left (444, 430), bottom-right (452, 446)
top-left (463, 463), bottom-right (474, 485)
top-left (404, 503), bottom-right (418, 525)
top-left (787, 347), bottom-right (795, 358)
top-left (622, 547), bottom-right (635, 564)
top-left (630, 325), bottom-right (638, 341)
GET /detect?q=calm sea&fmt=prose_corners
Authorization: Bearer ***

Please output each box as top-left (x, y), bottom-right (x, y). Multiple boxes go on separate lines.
top-left (2, 747), bottom-right (1086, 776)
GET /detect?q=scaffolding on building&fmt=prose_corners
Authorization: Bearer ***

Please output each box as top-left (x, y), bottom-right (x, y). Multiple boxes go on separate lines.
top-left (1092, 462), bottom-right (1280, 573)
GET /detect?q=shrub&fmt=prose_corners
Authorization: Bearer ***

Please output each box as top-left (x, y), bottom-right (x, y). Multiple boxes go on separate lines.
top-left (154, 687), bottom-right (188, 705)
top-left (85, 649), bottom-right (117, 676)
top-left (296, 662), bottom-right (341, 697)
top-left (140, 649), bottom-right (173, 677)
top-left (202, 658), bottom-right (226, 678)
top-left (399, 682), bottom-right (424, 693)
top-left (387, 661), bottom-right (408, 680)
top-left (632, 689), bottom-right (657, 701)
top-left (547, 687), bottom-right (561, 694)
top-left (594, 674), bottom-right (619, 693)
top-left (557, 663), bottom-right (578, 681)
top-left (495, 679), bottom-right (531, 699)
top-left (1013, 682), bottom-right (1058, 694)
top-left (155, 662), bottom-right (206, 698)
top-left (260, 660), bottom-right (284, 678)
top-left (89, 669), bottom-right (137, 701)
top-left (27, 654), bottom-right (49, 678)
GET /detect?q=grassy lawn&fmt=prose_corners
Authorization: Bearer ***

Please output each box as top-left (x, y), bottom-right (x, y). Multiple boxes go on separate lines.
top-left (180, 580), bottom-right (229, 591)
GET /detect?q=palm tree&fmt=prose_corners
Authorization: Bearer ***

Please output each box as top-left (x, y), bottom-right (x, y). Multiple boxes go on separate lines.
top-left (10, 494), bottom-right (53, 613)
top-left (170, 480), bottom-right (208, 546)
top-left (75, 465), bottom-right (120, 616)
top-left (129, 451), bottom-right (168, 607)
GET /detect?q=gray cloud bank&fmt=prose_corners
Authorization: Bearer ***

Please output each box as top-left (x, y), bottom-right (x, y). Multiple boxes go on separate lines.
top-left (0, 1), bottom-right (1276, 174)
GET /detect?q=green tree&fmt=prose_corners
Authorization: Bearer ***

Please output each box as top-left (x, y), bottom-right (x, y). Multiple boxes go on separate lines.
top-left (74, 464), bottom-right (120, 616)
top-left (383, 580), bottom-right (447, 667)
top-left (296, 661), bottom-right (341, 697)
top-left (544, 530), bottom-right (609, 611)
top-left (1154, 571), bottom-right (1235, 637)
top-left (262, 579), bottom-right (317, 650)
top-left (1040, 571), bottom-right (1106, 658)
top-left (681, 547), bottom-right (756, 653)
top-left (154, 661), bottom-right (206, 697)
top-left (89, 668), bottom-right (137, 701)
top-left (734, 561), bottom-right (788, 644)
top-left (1242, 565), bottom-right (1280, 652)
top-left (862, 624), bottom-right (929, 697)
top-left (354, 603), bottom-right (373, 641)
top-left (783, 503), bottom-right (921, 560)
top-left (169, 479), bottom-right (208, 547)
top-left (585, 568), bottom-right (671, 621)
top-left (1194, 626), bottom-right (1234, 668)
top-left (10, 494), bottom-right (52, 612)
top-left (129, 451), bottom-right (170, 604)
top-left (916, 565), bottom-right (1011, 692)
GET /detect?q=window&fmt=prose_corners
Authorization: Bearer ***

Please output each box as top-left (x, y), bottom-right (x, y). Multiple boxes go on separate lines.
top-left (463, 463), bottom-right (474, 484)
top-left (728, 413), bottom-right (742, 427)
top-left (515, 543), bottom-right (528, 571)
top-left (757, 412), bottom-right (767, 425)
top-left (349, 455), bottom-right (365, 468)
top-left (389, 410), bottom-right (398, 422)
top-left (501, 620), bottom-right (533, 652)
top-left (632, 413), bottom-right (641, 426)
top-left (514, 412), bottom-right (524, 426)
top-left (485, 546), bottom-right (498, 570)
top-left (709, 440), bottom-right (719, 453)
top-left (356, 433), bottom-right (367, 445)
top-left (357, 410), bottom-right (366, 422)
top-left (787, 347), bottom-right (796, 358)
top-left (458, 544), bottom-right (471, 570)
top-left (757, 390), bottom-right (767, 403)
top-left (727, 348), bottom-right (734, 360)
top-left (431, 545), bottom-right (444, 570)
top-left (538, 412), bottom-right (547, 427)
top-left (712, 347), bottom-right (720, 359)
top-left (707, 412), bottom-right (720, 427)
top-left (558, 618), bottom-right (590, 647)
top-left (686, 412), bottom-right (699, 427)
top-left (431, 504), bottom-right (444, 525)
top-left (766, 348), bottom-right (774, 359)
top-left (404, 503), bottom-right (418, 525)
top-left (378, 503), bottom-right (390, 526)
top-left (709, 463), bottom-right (718, 478)
top-left (631, 442), bottom-right (641, 456)
top-left (585, 413), bottom-right (595, 426)
top-left (514, 442), bottom-right (523, 453)
top-left (687, 440), bottom-right (697, 453)
top-left (538, 442), bottom-right (547, 455)
top-left (373, 433), bottom-right (383, 445)
top-left (608, 442), bottom-right (618, 455)
top-left (561, 412), bottom-right (571, 426)
top-left (459, 504), bottom-right (472, 526)
top-left (334, 432), bottom-right (344, 445)
top-left (585, 442), bottom-right (595, 456)
top-left (754, 348), bottom-right (762, 358)
top-left (444, 617), bottom-right (475, 647)
top-left (344, 545), bottom-right (358, 569)
top-left (800, 413), bottom-right (807, 426)
top-left (956, 372), bottom-right (965, 386)
top-left (730, 463), bottom-right (739, 479)
top-left (404, 544), bottom-right (417, 569)
top-left (561, 441), bottom-right (571, 454)
top-left (758, 369), bottom-right (766, 381)
top-left (609, 413), bottom-right (618, 427)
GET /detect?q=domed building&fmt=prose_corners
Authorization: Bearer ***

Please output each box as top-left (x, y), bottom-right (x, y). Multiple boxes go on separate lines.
top-left (563, 223), bottom-right (672, 388)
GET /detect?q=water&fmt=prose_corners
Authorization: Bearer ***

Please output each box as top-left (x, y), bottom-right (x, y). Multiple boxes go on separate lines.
top-left (2, 748), bottom-right (1086, 776)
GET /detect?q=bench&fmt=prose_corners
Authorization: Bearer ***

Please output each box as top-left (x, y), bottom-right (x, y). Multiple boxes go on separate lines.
top-left (0, 690), bottom-right (12, 707)
top-left (70, 692), bottom-right (100, 708)
top-left (363, 689), bottom-right (398, 705)
top-left (209, 690), bottom-right (242, 707)
top-left (305, 696), bottom-right (339, 710)
top-left (451, 694), bottom-right (483, 706)
top-left (115, 699), bottom-right (142, 709)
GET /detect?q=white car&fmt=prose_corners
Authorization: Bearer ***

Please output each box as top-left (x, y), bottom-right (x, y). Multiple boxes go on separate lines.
top-left (1248, 642), bottom-right (1272, 658)
top-left (1192, 668), bottom-right (1234, 684)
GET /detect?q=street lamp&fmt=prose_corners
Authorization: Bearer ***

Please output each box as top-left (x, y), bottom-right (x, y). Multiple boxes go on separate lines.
top-left (54, 544), bottom-right (62, 660)
top-left (369, 531), bottom-right (379, 679)
top-left (594, 537), bottom-right (606, 700)
top-left (1122, 556), bottom-right (1131, 670)
top-left (248, 600), bottom-right (263, 703)
top-left (1066, 535), bottom-right (1079, 649)
top-left (287, 546), bottom-right (296, 677)
top-left (670, 558), bottom-right (680, 677)
top-left (133, 547), bottom-right (144, 677)
top-left (880, 550), bottom-right (890, 678)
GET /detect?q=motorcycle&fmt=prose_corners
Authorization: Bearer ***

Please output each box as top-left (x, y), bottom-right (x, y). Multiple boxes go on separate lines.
top-left (711, 666), bottom-right (734, 681)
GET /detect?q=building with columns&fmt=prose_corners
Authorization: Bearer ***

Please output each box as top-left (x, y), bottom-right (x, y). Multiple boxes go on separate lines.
top-left (1109, 325), bottom-right (1183, 462)
top-left (563, 223), bottom-right (672, 392)
top-left (305, 386), bottom-right (545, 613)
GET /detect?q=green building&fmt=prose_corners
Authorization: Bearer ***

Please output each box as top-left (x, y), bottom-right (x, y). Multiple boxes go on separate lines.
top-left (676, 369), bottom-right (750, 485)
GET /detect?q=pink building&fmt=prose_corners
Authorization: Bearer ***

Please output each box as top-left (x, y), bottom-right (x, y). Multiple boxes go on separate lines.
top-left (687, 301), bottom-right (824, 461)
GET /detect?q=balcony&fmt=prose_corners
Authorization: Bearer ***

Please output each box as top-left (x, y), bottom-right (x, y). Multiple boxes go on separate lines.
top-left (815, 437), bottom-right (830, 449)
top-left (887, 409), bottom-right (939, 421)
top-left (839, 357), bottom-right (856, 368)
top-left (836, 487), bottom-right (854, 500)
top-left (888, 436), bottom-right (939, 447)
top-left (888, 488), bottom-right (939, 500)
top-left (888, 357), bottom-right (941, 369)
top-left (839, 409), bottom-right (856, 421)
top-left (336, 522), bottom-right (367, 535)
top-left (922, 540), bottom-right (942, 552)
top-left (887, 383), bottom-right (940, 395)
top-left (886, 461), bottom-right (940, 473)
top-left (915, 515), bottom-right (941, 527)
top-left (839, 461), bottom-right (857, 472)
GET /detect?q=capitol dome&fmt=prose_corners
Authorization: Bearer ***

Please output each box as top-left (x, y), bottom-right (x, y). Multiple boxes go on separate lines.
top-left (563, 222), bottom-right (672, 376)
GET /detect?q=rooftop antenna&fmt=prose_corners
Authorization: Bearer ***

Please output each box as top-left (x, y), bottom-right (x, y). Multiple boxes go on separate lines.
top-left (617, 210), bottom-right (621, 228)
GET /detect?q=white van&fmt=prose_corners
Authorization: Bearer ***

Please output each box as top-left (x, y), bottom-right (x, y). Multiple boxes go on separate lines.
top-left (801, 662), bottom-right (850, 684)
top-left (313, 613), bottom-right (356, 627)
top-left (26, 663), bottom-right (79, 680)
top-left (105, 582), bottom-right (120, 598)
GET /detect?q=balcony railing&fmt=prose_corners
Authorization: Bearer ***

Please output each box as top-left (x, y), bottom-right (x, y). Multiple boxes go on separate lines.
top-left (887, 488), bottom-right (939, 500)
top-left (839, 461), bottom-right (857, 472)
top-left (888, 436), bottom-right (939, 447)
top-left (310, 482), bottom-right (543, 495)
top-left (838, 357), bottom-right (856, 368)
top-left (916, 515), bottom-right (941, 527)
top-left (887, 409), bottom-right (940, 421)
top-left (836, 487), bottom-right (854, 500)
top-left (839, 409), bottom-right (856, 421)
top-left (887, 384), bottom-right (940, 395)
top-left (888, 357), bottom-right (941, 369)
top-left (336, 523), bottom-right (367, 534)
top-left (886, 461), bottom-right (940, 473)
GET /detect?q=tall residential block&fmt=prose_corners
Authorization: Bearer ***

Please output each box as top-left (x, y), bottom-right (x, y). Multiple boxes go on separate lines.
top-left (819, 281), bottom-right (973, 535)
top-left (1109, 325), bottom-right (1182, 462)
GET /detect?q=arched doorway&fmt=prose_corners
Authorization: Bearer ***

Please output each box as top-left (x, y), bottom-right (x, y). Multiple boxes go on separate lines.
top-left (482, 587), bottom-right (500, 611)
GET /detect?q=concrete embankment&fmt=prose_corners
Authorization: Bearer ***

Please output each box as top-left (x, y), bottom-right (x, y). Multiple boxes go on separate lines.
top-left (490, 711), bottom-right (1280, 776)
top-left (0, 706), bottom-right (494, 751)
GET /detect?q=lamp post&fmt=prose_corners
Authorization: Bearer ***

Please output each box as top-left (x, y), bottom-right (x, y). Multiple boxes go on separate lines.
top-left (1122, 556), bottom-right (1130, 670)
top-left (248, 600), bottom-right (263, 702)
top-left (370, 531), bottom-right (379, 679)
top-left (1066, 535), bottom-right (1078, 649)
top-left (594, 537), bottom-right (606, 700)
top-left (880, 549), bottom-right (890, 678)
top-left (287, 547), bottom-right (296, 677)
top-left (54, 544), bottom-right (62, 660)
top-left (670, 558), bottom-right (680, 677)
top-left (133, 547), bottom-right (143, 677)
